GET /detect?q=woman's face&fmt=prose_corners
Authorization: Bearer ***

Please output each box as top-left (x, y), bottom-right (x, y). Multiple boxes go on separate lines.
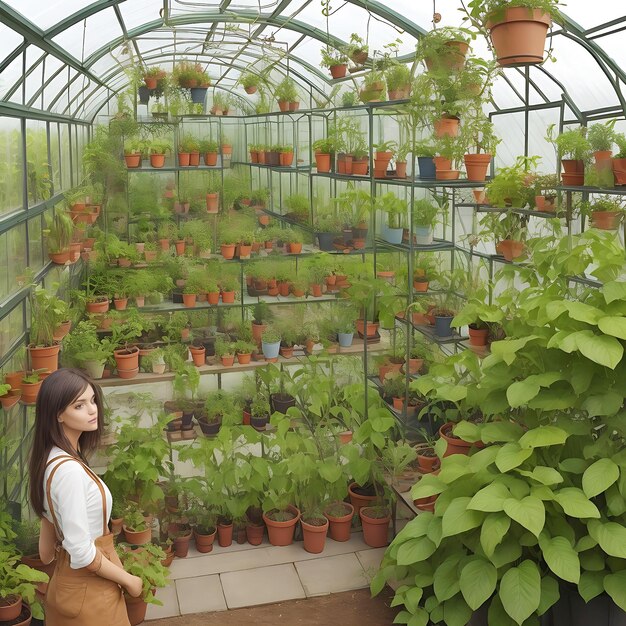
top-left (58, 385), bottom-right (98, 443)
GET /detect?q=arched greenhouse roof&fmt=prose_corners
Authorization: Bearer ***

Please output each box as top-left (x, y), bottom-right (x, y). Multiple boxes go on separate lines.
top-left (1, 0), bottom-right (626, 130)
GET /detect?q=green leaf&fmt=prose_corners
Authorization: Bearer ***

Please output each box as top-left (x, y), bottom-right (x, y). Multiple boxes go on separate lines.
top-left (490, 336), bottom-right (540, 365)
top-left (558, 458), bottom-right (589, 475)
top-left (442, 595), bottom-right (473, 626)
top-left (318, 461), bottom-right (343, 483)
top-left (441, 497), bottom-right (484, 538)
top-left (598, 316), bottom-right (626, 340)
top-left (579, 551), bottom-right (604, 571)
top-left (396, 537), bottom-right (437, 566)
top-left (490, 536), bottom-right (522, 569)
top-left (603, 280), bottom-right (626, 304)
top-left (582, 458), bottom-right (620, 498)
top-left (459, 558), bottom-right (497, 610)
top-left (480, 421), bottom-right (525, 443)
top-left (518, 426), bottom-right (568, 449)
top-left (468, 482), bottom-right (511, 512)
top-left (582, 392), bottom-right (624, 417)
top-left (538, 575), bottom-right (560, 616)
top-left (480, 512), bottom-right (511, 558)
top-left (411, 476), bottom-right (447, 500)
top-left (576, 332), bottom-right (623, 369)
top-left (587, 519), bottom-right (626, 558)
top-left (554, 488), bottom-right (601, 518)
top-left (404, 587), bottom-right (424, 613)
top-left (393, 610), bottom-right (412, 624)
top-left (507, 373), bottom-right (562, 408)
top-left (499, 561), bottom-right (541, 625)
top-left (503, 496), bottom-right (545, 537)
top-left (517, 466), bottom-right (563, 486)
top-left (426, 516), bottom-right (442, 547)
top-left (496, 443), bottom-right (533, 472)
top-left (578, 571), bottom-right (605, 602)
top-left (604, 570), bottom-right (626, 612)
top-left (542, 536), bottom-right (580, 583)
top-left (433, 556), bottom-right (461, 602)
top-left (407, 609), bottom-right (429, 626)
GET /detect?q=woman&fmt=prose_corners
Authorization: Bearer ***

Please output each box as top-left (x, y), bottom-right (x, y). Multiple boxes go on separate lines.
top-left (28, 368), bottom-right (142, 625)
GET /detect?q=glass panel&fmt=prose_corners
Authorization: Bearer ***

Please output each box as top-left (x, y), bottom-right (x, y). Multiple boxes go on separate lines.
top-left (0, 222), bottom-right (27, 303)
top-left (119, 0), bottom-right (163, 32)
top-left (563, 1), bottom-right (626, 29)
top-left (50, 123), bottom-right (61, 193)
top-left (52, 7), bottom-right (123, 60)
top-left (43, 66), bottom-right (70, 110)
top-left (3, 0), bottom-right (90, 30)
top-left (25, 119), bottom-right (52, 206)
top-left (0, 306), bottom-right (25, 373)
top-left (4, 53), bottom-right (26, 104)
top-left (60, 124), bottom-right (71, 190)
top-left (0, 26), bottom-right (23, 62)
top-left (27, 213), bottom-right (44, 271)
top-left (24, 55), bottom-right (44, 106)
top-left (0, 117), bottom-right (24, 216)
top-left (493, 112), bottom-right (525, 168)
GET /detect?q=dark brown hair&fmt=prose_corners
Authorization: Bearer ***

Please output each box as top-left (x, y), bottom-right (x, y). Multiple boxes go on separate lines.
top-left (28, 368), bottom-right (104, 516)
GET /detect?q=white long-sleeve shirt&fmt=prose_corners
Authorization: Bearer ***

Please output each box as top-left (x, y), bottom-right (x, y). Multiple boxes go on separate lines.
top-left (43, 446), bottom-right (112, 569)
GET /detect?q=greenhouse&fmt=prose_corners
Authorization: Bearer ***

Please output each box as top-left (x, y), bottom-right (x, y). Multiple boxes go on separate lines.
top-left (0, 0), bottom-right (625, 624)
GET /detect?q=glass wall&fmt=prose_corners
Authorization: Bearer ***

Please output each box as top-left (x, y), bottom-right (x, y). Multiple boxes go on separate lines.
top-left (0, 118), bottom-right (24, 216)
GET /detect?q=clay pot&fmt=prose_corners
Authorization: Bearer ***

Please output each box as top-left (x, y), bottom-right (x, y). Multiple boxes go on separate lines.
top-left (189, 346), bottom-right (206, 366)
top-left (125, 593), bottom-right (148, 626)
top-left (468, 325), bottom-right (489, 346)
top-left (20, 380), bottom-right (43, 405)
top-left (194, 527), bottom-right (217, 553)
top-left (498, 239), bottom-right (525, 261)
top-left (122, 525), bottom-right (151, 545)
top-left (217, 522), bottom-right (233, 547)
top-left (206, 192), bottom-right (219, 213)
top-left (329, 64), bottom-right (347, 79)
top-left (348, 482), bottom-right (377, 519)
top-left (245, 522), bottom-right (265, 545)
top-left (416, 449), bottom-right (440, 473)
top-left (439, 422), bottom-right (484, 457)
top-left (28, 344), bottom-right (60, 372)
top-left (561, 159), bottom-right (584, 186)
top-left (355, 319), bottom-right (379, 337)
top-left (315, 153), bottom-right (331, 173)
top-left (592, 211), bottom-right (622, 230)
top-left (263, 505), bottom-right (301, 546)
top-left (221, 244), bottom-right (236, 259)
top-left (464, 153), bottom-right (492, 181)
top-left (323, 502), bottom-right (354, 542)
top-left (359, 507), bottom-right (391, 548)
top-left (150, 153), bottom-right (165, 168)
top-left (487, 7), bottom-right (552, 66)
top-left (0, 595), bottom-right (22, 621)
top-left (301, 516), bottom-right (329, 553)
top-left (434, 116), bottom-right (460, 138)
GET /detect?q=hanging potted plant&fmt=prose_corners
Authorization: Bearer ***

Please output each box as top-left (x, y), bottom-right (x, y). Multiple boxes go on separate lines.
top-left (275, 76), bottom-right (299, 111)
top-left (239, 71), bottom-right (261, 94)
top-left (416, 26), bottom-right (473, 73)
top-left (143, 66), bottom-right (166, 90)
top-left (320, 46), bottom-right (349, 78)
top-left (360, 69), bottom-right (386, 103)
top-left (346, 33), bottom-right (369, 65)
top-left (385, 62), bottom-right (412, 100)
top-left (464, 0), bottom-right (559, 67)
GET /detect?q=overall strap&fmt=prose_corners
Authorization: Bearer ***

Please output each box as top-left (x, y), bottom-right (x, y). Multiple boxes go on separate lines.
top-left (46, 455), bottom-right (109, 538)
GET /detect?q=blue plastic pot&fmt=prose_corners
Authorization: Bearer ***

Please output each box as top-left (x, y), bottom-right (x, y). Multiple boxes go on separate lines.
top-left (417, 157), bottom-right (436, 179)
top-left (383, 225), bottom-right (403, 245)
top-left (434, 315), bottom-right (454, 338)
top-left (261, 340), bottom-right (281, 359)
top-left (337, 332), bottom-right (354, 347)
top-left (317, 232), bottom-right (336, 251)
top-left (414, 225), bottom-right (433, 245)
top-left (190, 87), bottom-right (208, 104)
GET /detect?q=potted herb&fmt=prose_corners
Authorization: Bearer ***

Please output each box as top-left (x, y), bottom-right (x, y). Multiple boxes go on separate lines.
top-left (320, 47), bottom-right (348, 79)
top-left (411, 198), bottom-right (439, 245)
top-left (275, 77), bottom-right (298, 111)
top-left (546, 124), bottom-right (591, 186)
top-left (345, 33), bottom-right (369, 65)
top-left (581, 196), bottom-right (624, 231)
top-left (416, 26), bottom-right (473, 73)
top-left (461, 108), bottom-right (500, 181)
top-left (261, 327), bottom-right (281, 361)
top-left (376, 192), bottom-right (407, 244)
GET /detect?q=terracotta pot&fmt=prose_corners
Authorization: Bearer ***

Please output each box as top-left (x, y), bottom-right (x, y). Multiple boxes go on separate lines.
top-left (182, 293), bottom-right (197, 308)
top-left (178, 152), bottom-right (191, 167)
top-left (236, 353), bottom-right (252, 365)
top-left (189, 151), bottom-right (200, 166)
top-left (352, 158), bottom-right (368, 176)
top-left (280, 151), bottom-right (294, 167)
top-left (150, 153), bottom-right (165, 168)
top-left (194, 528), bottom-right (217, 553)
top-left (413, 495), bottom-right (437, 512)
top-left (279, 346), bottom-right (294, 359)
top-left (498, 239), bottom-right (525, 261)
top-left (1, 390), bottom-right (21, 410)
top-left (289, 101), bottom-right (299, 111)
top-left (124, 154), bottom-right (141, 169)
top-left (487, 7), bottom-right (552, 66)
top-left (324, 502), bottom-right (354, 542)
top-left (113, 297), bottom-right (128, 311)
top-left (424, 40), bottom-right (469, 72)
top-left (221, 244), bottom-right (236, 259)
top-left (190, 346), bottom-right (206, 366)
top-left (221, 355), bottom-right (235, 367)
top-left (288, 242), bottom-right (303, 254)
top-left (329, 63), bottom-right (347, 79)
top-left (315, 153), bottom-right (331, 173)
top-left (207, 291), bottom-right (220, 305)
top-left (351, 50), bottom-right (368, 65)
top-left (407, 358), bottom-right (424, 375)
top-left (417, 450), bottom-right (440, 473)
top-left (239, 244), bottom-right (252, 258)
top-left (561, 159), bottom-right (584, 186)
top-left (433, 156), bottom-right (452, 171)
top-left (114, 347), bottom-right (140, 374)
top-left (48, 250), bottom-right (70, 264)
top-left (172, 528), bottom-right (192, 557)
top-left (355, 319), bottom-right (379, 337)
top-left (468, 326), bottom-right (489, 346)
top-left (434, 116), bottom-right (460, 138)
top-left (28, 344), bottom-right (60, 372)
top-left (0, 594), bottom-right (22, 621)
top-left (592, 211), bottom-right (622, 230)
top-left (20, 380), bottom-right (42, 405)
top-left (217, 523), bottom-right (233, 547)
top-left (359, 507), bottom-right (391, 548)
top-left (310, 283), bottom-right (323, 297)
top-left (301, 517), bottom-right (329, 554)
top-left (464, 153), bottom-right (492, 181)
top-left (125, 593), bottom-right (148, 626)
top-left (413, 279), bottom-right (429, 292)
top-left (436, 169), bottom-right (460, 180)
top-left (206, 193), bottom-right (219, 213)
top-left (395, 161), bottom-right (407, 178)
top-left (348, 482), bottom-right (377, 519)
top-left (122, 525), bottom-right (151, 545)
top-left (278, 100), bottom-right (289, 112)
top-left (245, 85), bottom-right (257, 94)
top-left (263, 505), bottom-right (301, 546)
top-left (439, 422), bottom-right (484, 457)
top-left (535, 195), bottom-right (555, 212)
top-left (221, 290), bottom-right (235, 303)
top-left (246, 522), bottom-right (265, 545)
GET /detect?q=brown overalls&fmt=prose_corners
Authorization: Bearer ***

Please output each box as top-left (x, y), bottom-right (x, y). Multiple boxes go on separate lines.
top-left (44, 455), bottom-right (131, 626)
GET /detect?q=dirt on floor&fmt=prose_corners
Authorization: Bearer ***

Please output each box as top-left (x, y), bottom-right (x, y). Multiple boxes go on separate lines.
top-left (150, 587), bottom-right (398, 625)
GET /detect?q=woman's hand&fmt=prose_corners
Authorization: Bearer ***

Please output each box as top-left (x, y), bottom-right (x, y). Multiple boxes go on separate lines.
top-left (125, 574), bottom-right (144, 598)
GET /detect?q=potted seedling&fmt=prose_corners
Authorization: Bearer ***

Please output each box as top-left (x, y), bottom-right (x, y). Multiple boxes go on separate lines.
top-left (320, 46), bottom-right (349, 78)
top-left (261, 327), bottom-right (281, 361)
top-left (376, 192), bottom-right (407, 244)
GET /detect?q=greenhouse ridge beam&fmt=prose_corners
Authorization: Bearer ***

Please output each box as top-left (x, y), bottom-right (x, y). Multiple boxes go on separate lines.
top-left (0, 4), bottom-right (107, 89)
top-left (44, 0), bottom-right (126, 39)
